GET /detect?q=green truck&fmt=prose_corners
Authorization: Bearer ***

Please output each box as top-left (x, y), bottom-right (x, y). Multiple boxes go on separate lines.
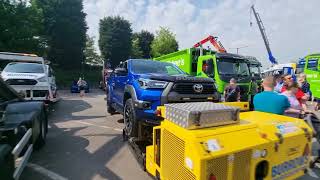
top-left (301, 53), bottom-right (320, 99)
top-left (154, 48), bottom-right (258, 101)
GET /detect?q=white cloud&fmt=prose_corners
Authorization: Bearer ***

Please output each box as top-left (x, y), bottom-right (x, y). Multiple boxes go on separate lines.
top-left (83, 0), bottom-right (320, 67)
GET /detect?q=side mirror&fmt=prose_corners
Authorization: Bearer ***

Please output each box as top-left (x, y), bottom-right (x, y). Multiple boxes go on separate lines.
top-left (202, 59), bottom-right (214, 76)
top-left (115, 68), bottom-right (127, 76)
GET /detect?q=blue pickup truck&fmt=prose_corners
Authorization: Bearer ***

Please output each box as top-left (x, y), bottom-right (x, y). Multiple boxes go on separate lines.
top-left (107, 59), bottom-right (219, 137)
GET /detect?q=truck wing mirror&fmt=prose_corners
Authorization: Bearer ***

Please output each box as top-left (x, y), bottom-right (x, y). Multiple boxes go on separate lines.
top-left (203, 59), bottom-right (214, 76)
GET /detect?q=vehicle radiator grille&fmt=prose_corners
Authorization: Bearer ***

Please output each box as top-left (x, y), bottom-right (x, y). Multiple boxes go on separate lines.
top-left (206, 149), bottom-right (252, 180)
top-left (206, 156), bottom-right (228, 180)
top-left (232, 150), bottom-right (252, 180)
top-left (162, 129), bottom-right (196, 180)
top-left (5, 79), bottom-right (37, 85)
top-left (173, 83), bottom-right (216, 94)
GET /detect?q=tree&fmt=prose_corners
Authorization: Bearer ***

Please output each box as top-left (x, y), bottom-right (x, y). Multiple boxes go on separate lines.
top-left (151, 27), bottom-right (178, 58)
top-left (133, 30), bottom-right (154, 58)
top-left (0, 0), bottom-right (45, 55)
top-left (131, 37), bottom-right (143, 58)
top-left (99, 16), bottom-right (132, 67)
top-left (36, 0), bottom-right (87, 69)
top-left (84, 35), bottom-right (102, 65)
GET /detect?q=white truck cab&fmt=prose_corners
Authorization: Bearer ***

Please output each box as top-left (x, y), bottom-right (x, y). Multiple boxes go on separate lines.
top-left (0, 52), bottom-right (59, 102)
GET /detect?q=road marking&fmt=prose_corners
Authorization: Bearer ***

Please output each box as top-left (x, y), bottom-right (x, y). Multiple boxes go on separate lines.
top-left (75, 121), bottom-right (122, 132)
top-left (27, 163), bottom-right (68, 180)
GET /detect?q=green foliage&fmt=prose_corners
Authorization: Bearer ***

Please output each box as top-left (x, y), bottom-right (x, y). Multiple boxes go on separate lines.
top-left (131, 37), bottom-right (143, 58)
top-left (54, 66), bottom-right (101, 88)
top-left (99, 16), bottom-right (132, 67)
top-left (151, 27), bottom-right (179, 58)
top-left (0, 0), bottom-right (46, 55)
top-left (36, 0), bottom-right (87, 69)
top-left (84, 35), bottom-right (102, 65)
top-left (133, 30), bottom-right (154, 58)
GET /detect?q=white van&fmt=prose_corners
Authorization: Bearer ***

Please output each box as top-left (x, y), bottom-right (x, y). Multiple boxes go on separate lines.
top-left (0, 52), bottom-right (58, 102)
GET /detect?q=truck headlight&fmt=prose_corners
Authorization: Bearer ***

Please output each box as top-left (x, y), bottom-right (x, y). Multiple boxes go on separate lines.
top-left (37, 76), bottom-right (47, 82)
top-left (138, 78), bottom-right (168, 89)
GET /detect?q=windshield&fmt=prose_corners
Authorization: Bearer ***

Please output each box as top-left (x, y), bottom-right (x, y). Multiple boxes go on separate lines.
top-left (131, 60), bottom-right (185, 75)
top-left (3, 63), bottom-right (44, 73)
top-left (249, 65), bottom-right (260, 74)
top-left (217, 59), bottom-right (250, 76)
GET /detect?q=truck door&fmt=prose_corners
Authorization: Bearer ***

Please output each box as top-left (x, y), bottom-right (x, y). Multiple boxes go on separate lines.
top-left (114, 62), bottom-right (128, 107)
top-left (198, 58), bottom-right (215, 79)
top-left (305, 57), bottom-right (320, 98)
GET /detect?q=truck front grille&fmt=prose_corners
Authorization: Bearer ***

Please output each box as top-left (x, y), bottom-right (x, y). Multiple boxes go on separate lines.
top-left (173, 83), bottom-right (215, 94)
top-left (239, 85), bottom-right (249, 101)
top-left (5, 79), bottom-right (37, 85)
top-left (26, 90), bottom-right (48, 97)
top-left (162, 129), bottom-right (196, 180)
top-left (206, 150), bottom-right (252, 180)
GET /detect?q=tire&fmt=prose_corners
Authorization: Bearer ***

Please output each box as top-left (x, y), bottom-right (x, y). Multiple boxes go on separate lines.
top-left (34, 110), bottom-right (47, 150)
top-left (124, 98), bottom-right (138, 137)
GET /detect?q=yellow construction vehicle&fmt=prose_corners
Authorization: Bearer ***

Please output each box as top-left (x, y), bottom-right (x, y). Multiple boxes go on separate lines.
top-left (144, 102), bottom-right (312, 180)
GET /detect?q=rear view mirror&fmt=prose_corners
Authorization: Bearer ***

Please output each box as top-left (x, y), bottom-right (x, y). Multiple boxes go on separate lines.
top-left (115, 68), bottom-right (127, 76)
top-left (202, 59), bottom-right (214, 76)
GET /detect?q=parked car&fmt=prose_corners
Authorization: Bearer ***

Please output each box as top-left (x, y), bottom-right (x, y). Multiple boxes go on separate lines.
top-left (107, 59), bottom-right (220, 137)
top-left (70, 80), bottom-right (90, 93)
top-left (0, 52), bottom-right (58, 103)
top-left (0, 77), bottom-right (48, 180)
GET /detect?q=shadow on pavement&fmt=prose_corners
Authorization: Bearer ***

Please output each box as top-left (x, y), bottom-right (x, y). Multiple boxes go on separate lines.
top-left (22, 123), bottom-right (124, 180)
top-left (51, 99), bottom-right (106, 122)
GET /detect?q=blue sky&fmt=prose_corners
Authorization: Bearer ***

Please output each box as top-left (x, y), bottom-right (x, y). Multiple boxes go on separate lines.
top-left (83, 0), bottom-right (320, 68)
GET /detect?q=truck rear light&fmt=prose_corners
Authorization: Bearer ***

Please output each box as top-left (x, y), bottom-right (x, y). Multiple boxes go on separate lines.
top-left (209, 174), bottom-right (217, 180)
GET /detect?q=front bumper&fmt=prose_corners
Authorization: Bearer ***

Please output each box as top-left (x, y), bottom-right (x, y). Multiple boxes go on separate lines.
top-left (10, 85), bottom-right (49, 100)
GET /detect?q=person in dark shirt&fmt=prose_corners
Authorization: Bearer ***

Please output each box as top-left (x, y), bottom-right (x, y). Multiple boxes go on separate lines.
top-left (224, 78), bottom-right (241, 102)
top-left (254, 76), bottom-right (290, 115)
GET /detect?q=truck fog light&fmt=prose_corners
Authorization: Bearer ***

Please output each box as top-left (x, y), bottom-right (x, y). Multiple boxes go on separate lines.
top-left (143, 102), bottom-right (151, 109)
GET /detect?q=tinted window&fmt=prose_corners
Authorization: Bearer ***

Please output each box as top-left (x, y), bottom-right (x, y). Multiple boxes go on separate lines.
top-left (307, 58), bottom-right (318, 71)
top-left (217, 59), bottom-right (250, 76)
top-left (3, 63), bottom-right (44, 73)
top-left (131, 60), bottom-right (185, 75)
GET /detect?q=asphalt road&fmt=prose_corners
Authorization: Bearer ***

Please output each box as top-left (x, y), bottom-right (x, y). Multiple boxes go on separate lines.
top-left (21, 90), bottom-right (150, 180)
top-left (20, 90), bottom-right (320, 180)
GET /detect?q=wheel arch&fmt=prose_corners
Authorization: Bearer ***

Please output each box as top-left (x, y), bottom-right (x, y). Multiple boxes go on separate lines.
top-left (123, 85), bottom-right (138, 105)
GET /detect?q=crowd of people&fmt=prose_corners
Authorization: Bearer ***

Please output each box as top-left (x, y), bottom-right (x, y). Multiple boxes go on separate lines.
top-left (223, 73), bottom-right (319, 118)
top-left (254, 74), bottom-right (317, 118)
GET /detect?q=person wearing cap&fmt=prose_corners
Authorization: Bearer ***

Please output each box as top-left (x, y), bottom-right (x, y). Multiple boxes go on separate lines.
top-left (254, 76), bottom-right (290, 115)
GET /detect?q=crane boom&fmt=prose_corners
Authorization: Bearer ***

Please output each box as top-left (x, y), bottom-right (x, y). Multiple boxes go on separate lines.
top-left (251, 5), bottom-right (277, 65)
top-left (193, 35), bottom-right (227, 53)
